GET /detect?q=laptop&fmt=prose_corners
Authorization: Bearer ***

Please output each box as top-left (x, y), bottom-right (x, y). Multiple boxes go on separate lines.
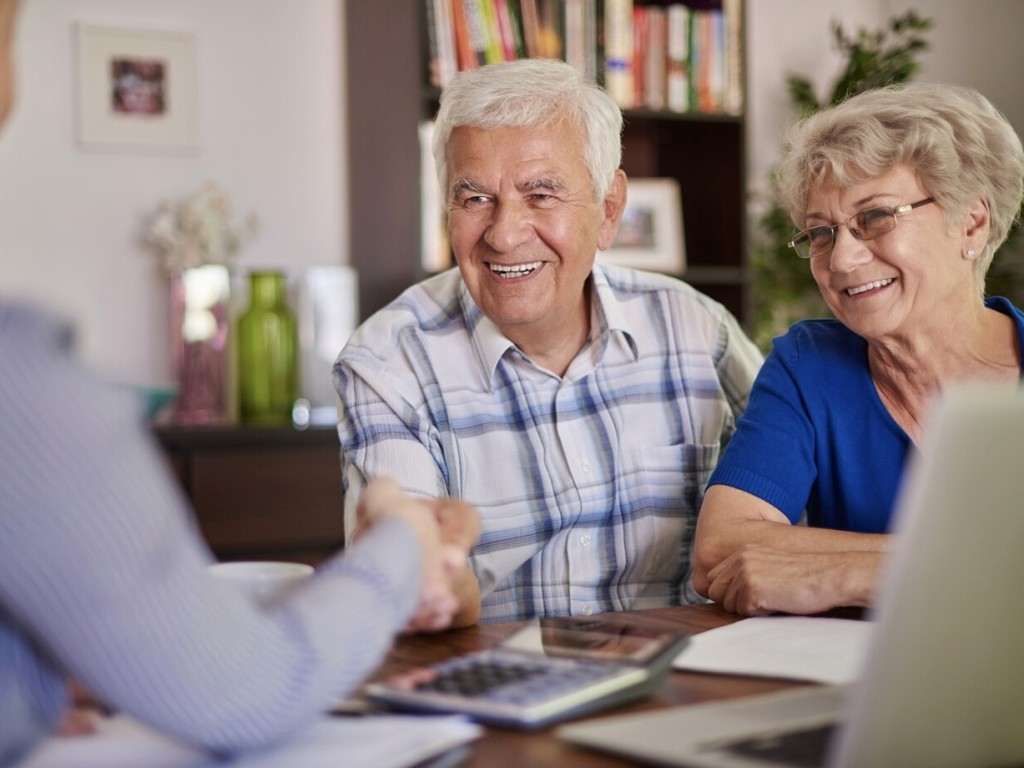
top-left (558, 386), bottom-right (1024, 767)
top-left (364, 614), bottom-right (689, 729)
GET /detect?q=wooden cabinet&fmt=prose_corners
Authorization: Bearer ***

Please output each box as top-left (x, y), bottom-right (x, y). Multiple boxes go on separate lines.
top-left (345, 1), bottom-right (749, 324)
top-left (156, 425), bottom-right (344, 565)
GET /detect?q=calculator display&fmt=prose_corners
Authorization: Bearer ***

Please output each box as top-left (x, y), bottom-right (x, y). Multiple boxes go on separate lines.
top-left (500, 615), bottom-right (680, 665)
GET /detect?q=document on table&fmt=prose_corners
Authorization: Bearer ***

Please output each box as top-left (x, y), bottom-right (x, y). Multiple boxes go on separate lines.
top-left (20, 713), bottom-right (482, 768)
top-left (672, 615), bottom-right (874, 685)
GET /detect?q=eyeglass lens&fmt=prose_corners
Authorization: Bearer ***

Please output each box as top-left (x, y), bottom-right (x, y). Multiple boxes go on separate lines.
top-left (798, 208), bottom-right (897, 259)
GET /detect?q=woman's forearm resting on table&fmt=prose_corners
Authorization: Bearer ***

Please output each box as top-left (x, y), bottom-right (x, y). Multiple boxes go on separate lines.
top-left (694, 485), bottom-right (890, 614)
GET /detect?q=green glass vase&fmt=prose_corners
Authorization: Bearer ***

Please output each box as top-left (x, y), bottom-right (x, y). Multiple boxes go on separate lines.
top-left (237, 271), bottom-right (298, 425)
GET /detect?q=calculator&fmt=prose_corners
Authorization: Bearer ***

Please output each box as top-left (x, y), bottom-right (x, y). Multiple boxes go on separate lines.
top-left (364, 615), bottom-right (690, 729)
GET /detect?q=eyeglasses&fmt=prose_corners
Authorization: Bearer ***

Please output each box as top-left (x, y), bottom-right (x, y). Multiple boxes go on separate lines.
top-left (787, 197), bottom-right (936, 259)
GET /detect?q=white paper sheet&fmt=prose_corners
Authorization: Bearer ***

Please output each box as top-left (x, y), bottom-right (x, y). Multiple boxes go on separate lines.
top-left (672, 615), bottom-right (874, 684)
top-left (20, 713), bottom-right (482, 768)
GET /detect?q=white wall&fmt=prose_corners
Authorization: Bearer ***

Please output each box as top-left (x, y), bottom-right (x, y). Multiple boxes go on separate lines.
top-left (746, 0), bottom-right (884, 202)
top-left (892, 0), bottom-right (1024, 133)
top-left (747, 0), bottom-right (1024, 206)
top-left (0, 0), bottom-right (346, 386)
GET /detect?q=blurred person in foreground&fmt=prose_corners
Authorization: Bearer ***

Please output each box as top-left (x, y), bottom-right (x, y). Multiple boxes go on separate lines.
top-left (0, 2), bottom-right (478, 763)
top-left (334, 58), bottom-right (762, 626)
top-left (694, 82), bottom-right (1024, 616)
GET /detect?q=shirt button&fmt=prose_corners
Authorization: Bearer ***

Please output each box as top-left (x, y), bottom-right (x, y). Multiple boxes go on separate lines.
top-left (581, 460), bottom-right (592, 473)
top-left (579, 533), bottom-right (591, 546)
top-left (581, 604), bottom-right (593, 616)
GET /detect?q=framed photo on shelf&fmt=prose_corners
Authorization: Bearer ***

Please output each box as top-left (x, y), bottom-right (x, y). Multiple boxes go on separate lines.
top-left (598, 178), bottom-right (686, 274)
top-left (76, 23), bottom-right (198, 152)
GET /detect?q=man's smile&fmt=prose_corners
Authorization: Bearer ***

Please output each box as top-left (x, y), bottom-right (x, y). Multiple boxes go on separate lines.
top-left (487, 261), bottom-right (544, 278)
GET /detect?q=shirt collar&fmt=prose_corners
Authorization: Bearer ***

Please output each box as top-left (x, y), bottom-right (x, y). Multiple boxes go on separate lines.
top-left (459, 279), bottom-right (515, 382)
top-left (591, 262), bottom-right (637, 349)
top-left (459, 261), bottom-right (640, 387)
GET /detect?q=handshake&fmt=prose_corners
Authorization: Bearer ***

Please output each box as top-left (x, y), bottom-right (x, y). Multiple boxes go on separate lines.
top-left (354, 478), bottom-right (482, 632)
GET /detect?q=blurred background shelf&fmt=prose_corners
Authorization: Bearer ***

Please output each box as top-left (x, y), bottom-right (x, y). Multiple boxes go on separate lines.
top-left (155, 424), bottom-right (343, 565)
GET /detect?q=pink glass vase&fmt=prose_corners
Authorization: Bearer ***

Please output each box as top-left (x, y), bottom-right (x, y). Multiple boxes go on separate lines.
top-left (168, 265), bottom-right (231, 425)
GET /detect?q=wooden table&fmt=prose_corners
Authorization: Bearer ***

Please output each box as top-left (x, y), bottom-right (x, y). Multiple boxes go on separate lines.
top-left (366, 604), bottom-right (863, 767)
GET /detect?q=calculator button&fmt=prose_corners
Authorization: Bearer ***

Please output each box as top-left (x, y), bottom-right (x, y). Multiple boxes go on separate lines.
top-left (413, 652), bottom-right (625, 706)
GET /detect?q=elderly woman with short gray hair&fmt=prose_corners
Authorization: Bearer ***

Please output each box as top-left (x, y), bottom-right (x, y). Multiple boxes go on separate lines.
top-left (694, 82), bottom-right (1024, 616)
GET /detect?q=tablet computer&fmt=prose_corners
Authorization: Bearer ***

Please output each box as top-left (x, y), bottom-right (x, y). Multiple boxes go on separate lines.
top-left (364, 615), bottom-right (689, 729)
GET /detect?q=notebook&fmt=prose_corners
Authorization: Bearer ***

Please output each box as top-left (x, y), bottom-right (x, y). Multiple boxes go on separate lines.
top-left (558, 386), bottom-right (1024, 767)
top-left (364, 614), bottom-right (689, 729)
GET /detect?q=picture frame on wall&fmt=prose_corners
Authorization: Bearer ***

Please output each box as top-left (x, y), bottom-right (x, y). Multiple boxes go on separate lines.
top-left (598, 178), bottom-right (686, 274)
top-left (76, 24), bottom-right (198, 152)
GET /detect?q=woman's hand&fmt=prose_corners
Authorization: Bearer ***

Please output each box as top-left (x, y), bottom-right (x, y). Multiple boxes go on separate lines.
top-left (704, 546), bottom-right (883, 616)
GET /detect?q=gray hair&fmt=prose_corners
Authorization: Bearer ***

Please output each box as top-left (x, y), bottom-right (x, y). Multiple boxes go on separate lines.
top-left (776, 82), bottom-right (1024, 288)
top-left (432, 58), bottom-right (623, 203)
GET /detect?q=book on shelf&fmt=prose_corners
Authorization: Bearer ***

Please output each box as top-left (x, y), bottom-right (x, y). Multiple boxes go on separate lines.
top-left (462, 0), bottom-right (495, 65)
top-left (643, 5), bottom-right (666, 110)
top-left (692, 8), bottom-right (724, 113)
top-left (722, 0), bottom-right (744, 115)
top-left (603, 0), bottom-right (634, 108)
top-left (450, 0), bottom-right (478, 70)
top-left (582, 0), bottom-right (600, 83)
top-left (425, 0), bottom-right (743, 118)
top-left (691, 8), bottom-right (708, 112)
top-left (666, 4), bottom-right (690, 113)
top-left (494, 0), bottom-right (525, 61)
top-left (426, 0), bottom-right (458, 87)
top-left (631, 5), bottom-right (646, 105)
top-left (477, 0), bottom-right (507, 63)
top-left (565, 0), bottom-right (585, 74)
top-left (519, 0), bottom-right (541, 57)
top-left (536, 0), bottom-right (565, 59)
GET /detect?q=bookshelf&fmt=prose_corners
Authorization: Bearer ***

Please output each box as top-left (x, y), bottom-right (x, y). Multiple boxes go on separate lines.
top-left (345, 1), bottom-right (748, 325)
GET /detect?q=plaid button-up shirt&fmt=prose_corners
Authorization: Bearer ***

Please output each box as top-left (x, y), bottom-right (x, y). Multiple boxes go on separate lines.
top-left (335, 263), bottom-right (762, 623)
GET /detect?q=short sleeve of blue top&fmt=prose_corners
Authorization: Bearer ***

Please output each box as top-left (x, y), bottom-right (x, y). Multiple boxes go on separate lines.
top-left (707, 296), bottom-right (1024, 533)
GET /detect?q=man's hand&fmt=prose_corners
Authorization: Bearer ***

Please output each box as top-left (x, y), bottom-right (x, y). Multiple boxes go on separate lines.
top-left (355, 478), bottom-right (480, 632)
top-left (426, 497), bottom-right (481, 628)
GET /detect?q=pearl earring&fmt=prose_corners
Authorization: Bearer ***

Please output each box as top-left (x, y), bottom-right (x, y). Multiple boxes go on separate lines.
top-left (967, 249), bottom-right (976, 258)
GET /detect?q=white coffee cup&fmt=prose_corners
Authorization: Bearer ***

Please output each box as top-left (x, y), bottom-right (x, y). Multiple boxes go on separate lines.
top-left (209, 561), bottom-right (314, 608)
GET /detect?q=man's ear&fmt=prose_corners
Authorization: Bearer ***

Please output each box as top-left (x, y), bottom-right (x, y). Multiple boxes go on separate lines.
top-left (597, 170), bottom-right (629, 251)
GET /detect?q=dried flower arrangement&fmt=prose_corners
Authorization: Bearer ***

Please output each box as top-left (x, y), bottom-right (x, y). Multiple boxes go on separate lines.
top-left (144, 182), bottom-right (259, 274)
